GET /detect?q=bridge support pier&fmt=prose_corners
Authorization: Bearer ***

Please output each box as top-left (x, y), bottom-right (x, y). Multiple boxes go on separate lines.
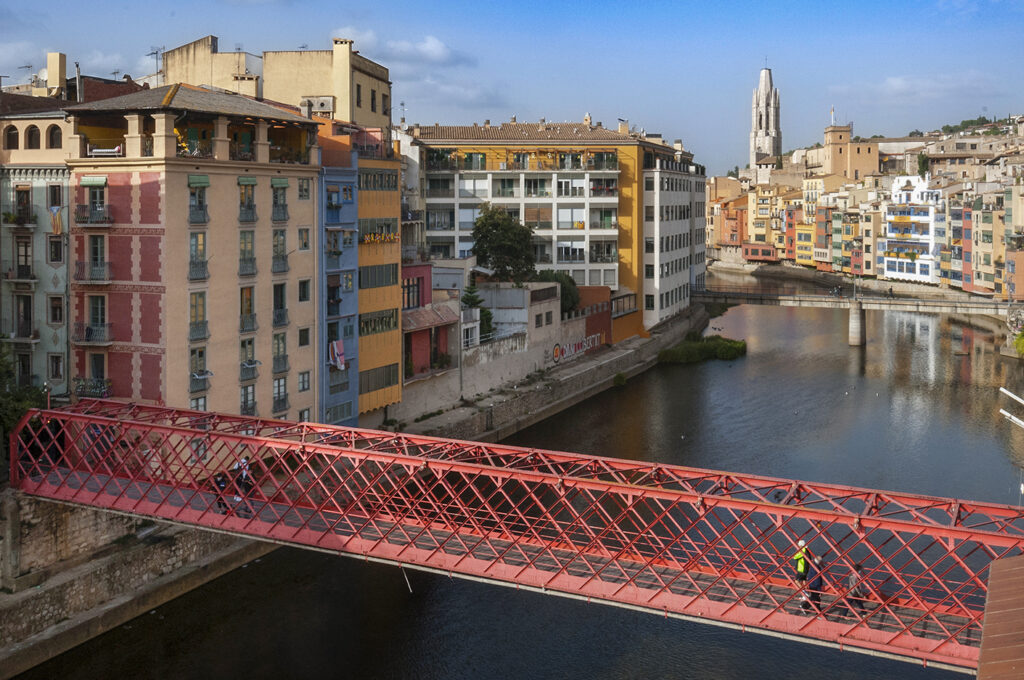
top-left (848, 301), bottom-right (866, 346)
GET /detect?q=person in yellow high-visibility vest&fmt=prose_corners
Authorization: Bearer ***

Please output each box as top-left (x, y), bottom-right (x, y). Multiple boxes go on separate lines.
top-left (792, 539), bottom-right (812, 584)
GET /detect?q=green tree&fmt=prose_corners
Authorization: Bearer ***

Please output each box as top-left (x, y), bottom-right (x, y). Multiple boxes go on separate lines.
top-left (535, 270), bottom-right (580, 314)
top-left (908, 129), bottom-right (924, 137)
top-left (471, 203), bottom-right (535, 283)
top-left (462, 283), bottom-right (493, 336)
top-left (0, 343), bottom-right (46, 466)
top-left (917, 153), bottom-right (929, 178)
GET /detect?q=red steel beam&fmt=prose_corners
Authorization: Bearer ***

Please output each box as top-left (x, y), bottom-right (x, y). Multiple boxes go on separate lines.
top-left (9, 402), bottom-right (1022, 671)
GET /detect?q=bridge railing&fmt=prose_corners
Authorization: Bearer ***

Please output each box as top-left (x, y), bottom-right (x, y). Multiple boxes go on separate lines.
top-left (10, 400), bottom-right (1023, 671)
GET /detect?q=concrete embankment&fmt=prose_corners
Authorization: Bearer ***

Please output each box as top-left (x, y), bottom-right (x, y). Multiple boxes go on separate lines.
top-left (0, 305), bottom-right (709, 676)
top-left (405, 305), bottom-right (709, 441)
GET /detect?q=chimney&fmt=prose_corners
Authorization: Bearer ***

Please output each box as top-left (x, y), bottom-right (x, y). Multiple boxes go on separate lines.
top-left (484, 119), bottom-right (490, 129)
top-left (47, 52), bottom-right (67, 94)
top-left (75, 61), bottom-right (82, 102)
top-left (617, 119), bottom-right (628, 134)
top-left (583, 112), bottom-right (591, 127)
top-left (510, 114), bottom-right (516, 123)
top-left (413, 124), bottom-right (420, 137)
top-left (299, 99), bottom-right (312, 118)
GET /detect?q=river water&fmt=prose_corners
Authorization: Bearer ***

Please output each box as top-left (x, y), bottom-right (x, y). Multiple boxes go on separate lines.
top-left (18, 271), bottom-right (1024, 680)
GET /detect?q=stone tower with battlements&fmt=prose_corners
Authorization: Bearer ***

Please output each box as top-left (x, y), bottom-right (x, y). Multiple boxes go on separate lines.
top-left (750, 68), bottom-right (781, 172)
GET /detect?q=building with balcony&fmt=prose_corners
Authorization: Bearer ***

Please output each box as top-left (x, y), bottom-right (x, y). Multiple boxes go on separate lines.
top-left (63, 84), bottom-right (320, 421)
top-left (402, 115), bottom-right (704, 342)
top-left (355, 148), bottom-right (402, 417)
top-left (317, 121), bottom-right (360, 427)
top-left (879, 175), bottom-right (942, 285)
top-left (1, 93), bottom-right (72, 395)
top-left (401, 263), bottom-right (459, 382)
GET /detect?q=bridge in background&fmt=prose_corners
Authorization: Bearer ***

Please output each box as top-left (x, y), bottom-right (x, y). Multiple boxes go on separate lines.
top-left (10, 400), bottom-right (1024, 674)
top-left (692, 287), bottom-right (1008, 346)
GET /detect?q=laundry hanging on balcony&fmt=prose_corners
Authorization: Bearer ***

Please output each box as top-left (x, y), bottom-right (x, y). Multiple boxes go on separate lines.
top-left (328, 339), bottom-right (345, 370)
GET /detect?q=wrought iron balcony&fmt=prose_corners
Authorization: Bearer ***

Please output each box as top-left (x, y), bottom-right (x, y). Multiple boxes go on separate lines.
top-left (188, 205), bottom-right (209, 224)
top-left (2, 318), bottom-right (37, 341)
top-left (3, 261), bottom-right (36, 281)
top-left (239, 362), bottom-right (259, 382)
top-left (273, 308), bottom-right (289, 327)
top-left (239, 313), bottom-right (257, 333)
top-left (188, 259), bottom-right (209, 281)
top-left (327, 300), bottom-right (341, 316)
top-left (2, 206), bottom-right (38, 227)
top-left (238, 257), bottom-right (257, 276)
top-left (272, 204), bottom-right (289, 222)
top-left (239, 204), bottom-right (258, 223)
top-left (272, 254), bottom-right (289, 273)
top-left (272, 394), bottom-right (289, 413)
top-left (272, 354), bottom-right (289, 373)
top-left (240, 401), bottom-right (257, 416)
top-left (75, 204), bottom-right (113, 224)
top-left (189, 374), bottom-right (210, 393)
top-left (74, 260), bottom-right (111, 282)
top-left (73, 322), bottom-right (112, 344)
top-left (189, 320), bottom-right (209, 341)
top-left (74, 377), bottom-right (111, 398)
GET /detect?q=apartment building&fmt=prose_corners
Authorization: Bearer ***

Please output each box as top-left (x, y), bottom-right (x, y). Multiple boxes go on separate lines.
top-left (879, 175), bottom-right (942, 284)
top-left (0, 95), bottom-right (73, 395)
top-left (63, 84), bottom-right (320, 421)
top-left (317, 122), bottom-right (360, 426)
top-left (404, 116), bottom-right (705, 341)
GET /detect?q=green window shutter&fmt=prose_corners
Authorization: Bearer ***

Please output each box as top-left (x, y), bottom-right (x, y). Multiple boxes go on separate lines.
top-left (238, 177), bottom-right (258, 186)
top-left (80, 176), bottom-right (107, 187)
top-left (188, 174), bottom-right (210, 187)
top-left (271, 177), bottom-right (290, 188)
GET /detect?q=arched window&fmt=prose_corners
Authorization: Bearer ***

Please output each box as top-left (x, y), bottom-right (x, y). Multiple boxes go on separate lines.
top-left (46, 125), bottom-right (62, 149)
top-left (25, 125), bottom-right (40, 149)
top-left (3, 125), bottom-right (18, 150)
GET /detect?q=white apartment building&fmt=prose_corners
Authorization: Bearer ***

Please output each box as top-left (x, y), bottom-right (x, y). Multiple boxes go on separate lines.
top-left (879, 174), bottom-right (942, 284)
top-left (643, 157), bottom-right (706, 327)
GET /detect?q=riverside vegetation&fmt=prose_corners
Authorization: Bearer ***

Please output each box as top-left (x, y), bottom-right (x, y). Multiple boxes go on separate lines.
top-left (658, 331), bottom-right (747, 364)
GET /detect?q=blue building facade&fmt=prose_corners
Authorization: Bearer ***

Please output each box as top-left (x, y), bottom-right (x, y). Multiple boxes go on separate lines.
top-left (318, 157), bottom-right (360, 425)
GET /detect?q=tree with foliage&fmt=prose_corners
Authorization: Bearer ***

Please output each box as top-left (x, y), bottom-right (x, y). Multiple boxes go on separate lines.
top-left (908, 129), bottom-right (924, 137)
top-left (726, 165), bottom-right (739, 178)
top-left (917, 153), bottom-right (929, 178)
top-left (471, 203), bottom-right (535, 283)
top-left (535, 270), bottom-right (580, 315)
top-left (0, 343), bottom-right (46, 466)
top-left (461, 283), bottom-right (493, 336)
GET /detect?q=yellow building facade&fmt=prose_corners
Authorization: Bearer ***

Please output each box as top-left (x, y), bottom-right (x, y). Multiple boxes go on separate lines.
top-left (356, 157), bottom-right (403, 413)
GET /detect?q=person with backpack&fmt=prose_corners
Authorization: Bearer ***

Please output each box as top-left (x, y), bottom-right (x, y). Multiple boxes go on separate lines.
top-left (233, 456), bottom-right (254, 519)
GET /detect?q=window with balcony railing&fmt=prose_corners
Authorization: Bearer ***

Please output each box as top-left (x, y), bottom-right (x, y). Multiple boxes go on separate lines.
top-left (238, 257), bottom-right (256, 276)
top-left (272, 254), bottom-right (289, 273)
top-left (273, 354), bottom-right (289, 373)
top-left (272, 394), bottom-right (289, 413)
top-left (239, 203), bottom-right (257, 222)
top-left (73, 321), bottom-right (112, 343)
top-left (75, 204), bottom-right (112, 224)
top-left (239, 361), bottom-right (259, 382)
top-left (273, 308), bottom-right (289, 327)
top-left (239, 313), bottom-right (257, 333)
top-left (188, 259), bottom-right (208, 281)
top-left (189, 319), bottom-right (209, 341)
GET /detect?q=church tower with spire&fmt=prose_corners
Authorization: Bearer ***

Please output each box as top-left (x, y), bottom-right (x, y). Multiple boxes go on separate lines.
top-left (750, 67), bottom-right (781, 172)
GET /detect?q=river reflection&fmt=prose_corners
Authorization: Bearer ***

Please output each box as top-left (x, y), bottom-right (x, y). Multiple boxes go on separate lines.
top-left (18, 270), bottom-right (1024, 680)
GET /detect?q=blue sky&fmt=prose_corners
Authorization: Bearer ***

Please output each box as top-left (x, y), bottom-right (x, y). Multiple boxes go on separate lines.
top-left (2, 0), bottom-right (1022, 174)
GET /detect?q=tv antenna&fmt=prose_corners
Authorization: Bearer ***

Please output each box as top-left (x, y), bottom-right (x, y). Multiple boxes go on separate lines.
top-left (235, 43), bottom-right (243, 52)
top-left (299, 44), bottom-right (308, 50)
top-left (146, 46), bottom-right (164, 74)
top-left (111, 69), bottom-right (121, 80)
top-left (18, 64), bottom-right (32, 82)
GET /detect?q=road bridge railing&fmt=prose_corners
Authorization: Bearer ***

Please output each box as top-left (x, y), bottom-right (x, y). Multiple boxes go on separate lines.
top-left (11, 400), bottom-right (1024, 672)
top-left (693, 287), bottom-right (1009, 315)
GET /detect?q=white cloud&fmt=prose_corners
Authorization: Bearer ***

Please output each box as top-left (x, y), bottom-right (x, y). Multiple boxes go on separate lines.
top-left (396, 75), bottom-right (508, 112)
top-left (0, 41), bottom-right (37, 82)
top-left (331, 26), bottom-right (379, 51)
top-left (81, 50), bottom-right (125, 75)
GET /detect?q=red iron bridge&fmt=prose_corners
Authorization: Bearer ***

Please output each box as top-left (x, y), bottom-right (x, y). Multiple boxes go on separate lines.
top-left (10, 400), bottom-right (1024, 674)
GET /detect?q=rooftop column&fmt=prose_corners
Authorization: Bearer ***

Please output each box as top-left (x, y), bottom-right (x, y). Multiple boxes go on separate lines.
top-left (212, 116), bottom-right (230, 161)
top-left (152, 113), bottom-right (177, 158)
top-left (124, 113), bottom-right (143, 158)
top-left (255, 121), bottom-right (269, 164)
